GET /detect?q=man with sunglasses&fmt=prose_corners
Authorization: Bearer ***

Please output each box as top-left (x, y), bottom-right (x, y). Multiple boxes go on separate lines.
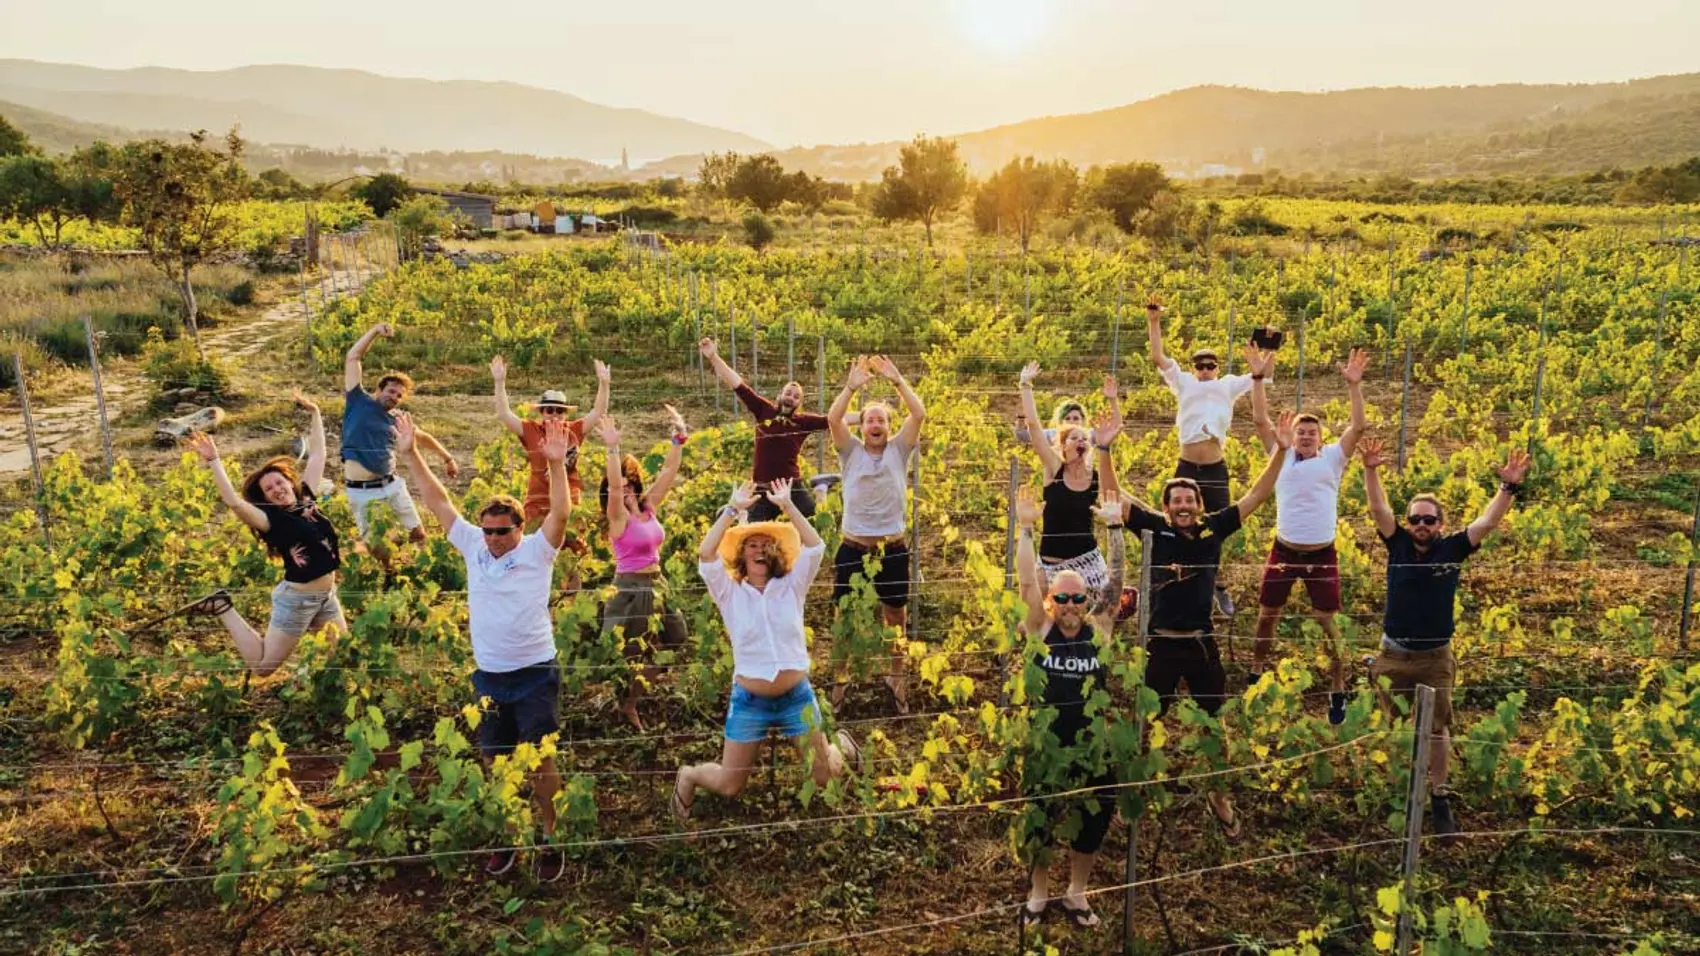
top-left (491, 354), bottom-right (610, 528)
top-left (394, 411), bottom-right (575, 881)
top-left (1360, 437), bottom-right (1531, 837)
top-left (1146, 299), bottom-right (1264, 617)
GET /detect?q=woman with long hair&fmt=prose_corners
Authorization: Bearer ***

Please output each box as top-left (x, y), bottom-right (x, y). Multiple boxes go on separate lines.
top-left (597, 406), bottom-right (690, 730)
top-left (1017, 362), bottom-right (1122, 606)
top-left (184, 391), bottom-right (344, 675)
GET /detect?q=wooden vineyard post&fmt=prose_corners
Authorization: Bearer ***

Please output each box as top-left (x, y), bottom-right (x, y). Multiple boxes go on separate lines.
top-left (751, 311), bottom-right (760, 395)
top-left (81, 314), bottom-right (114, 478)
top-left (693, 274), bottom-right (704, 400)
top-left (1680, 482), bottom-right (1699, 651)
top-left (1124, 528), bottom-right (1155, 956)
top-left (816, 335), bottom-right (827, 474)
top-left (12, 353), bottom-right (51, 551)
top-left (1530, 295), bottom-right (1549, 455)
top-left (1459, 254), bottom-right (1473, 353)
top-left (727, 308), bottom-right (736, 421)
top-left (1395, 684), bottom-right (1437, 955)
top-left (1295, 301), bottom-right (1307, 413)
top-left (299, 232), bottom-right (316, 368)
top-left (787, 315), bottom-right (795, 384)
top-left (1386, 238), bottom-right (1398, 381)
top-left (1397, 340), bottom-right (1413, 470)
top-left (1003, 456), bottom-right (1019, 589)
top-left (1111, 281), bottom-right (1123, 379)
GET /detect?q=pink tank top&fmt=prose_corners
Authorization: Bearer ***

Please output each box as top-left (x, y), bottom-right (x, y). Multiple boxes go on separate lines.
top-left (612, 510), bottom-right (665, 573)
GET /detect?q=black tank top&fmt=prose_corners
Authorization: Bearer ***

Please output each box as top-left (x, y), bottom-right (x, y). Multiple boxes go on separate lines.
top-left (1037, 620), bottom-right (1101, 745)
top-left (1042, 465), bottom-right (1099, 561)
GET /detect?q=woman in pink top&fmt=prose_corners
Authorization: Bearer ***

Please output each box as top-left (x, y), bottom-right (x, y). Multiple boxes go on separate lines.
top-left (597, 407), bottom-right (691, 730)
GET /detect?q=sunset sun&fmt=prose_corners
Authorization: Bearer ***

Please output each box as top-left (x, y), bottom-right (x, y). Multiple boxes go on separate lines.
top-left (955, 0), bottom-right (1051, 55)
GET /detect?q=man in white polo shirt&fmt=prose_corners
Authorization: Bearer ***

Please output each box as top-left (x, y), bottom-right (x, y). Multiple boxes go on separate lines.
top-left (1246, 346), bottom-right (1369, 724)
top-left (395, 412), bottom-right (572, 881)
top-left (1147, 299), bottom-right (1268, 616)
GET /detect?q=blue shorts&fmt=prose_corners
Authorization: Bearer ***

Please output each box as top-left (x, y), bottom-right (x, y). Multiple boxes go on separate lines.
top-left (472, 661), bottom-right (561, 757)
top-left (725, 680), bottom-right (824, 744)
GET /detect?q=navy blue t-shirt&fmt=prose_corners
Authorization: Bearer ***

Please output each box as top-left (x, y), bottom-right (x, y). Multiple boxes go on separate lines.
top-left (341, 386), bottom-right (397, 476)
top-left (1381, 527), bottom-right (1478, 650)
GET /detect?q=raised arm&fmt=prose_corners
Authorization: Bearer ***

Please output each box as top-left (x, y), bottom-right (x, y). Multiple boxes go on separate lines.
top-left (699, 482), bottom-right (759, 562)
top-left (1014, 487), bottom-right (1049, 635)
top-left (1145, 299), bottom-right (1169, 369)
top-left (580, 359), bottom-right (611, 433)
top-left (596, 417), bottom-right (629, 541)
top-left (644, 405), bottom-right (689, 511)
top-left (1467, 449), bottom-right (1531, 548)
top-left (537, 419), bottom-right (573, 549)
top-left (1236, 411), bottom-right (1294, 519)
top-left (827, 356), bottom-right (872, 455)
top-left (1243, 344), bottom-right (1278, 452)
top-left (1092, 410), bottom-right (1122, 503)
top-left (1359, 437), bottom-right (1397, 538)
top-left (1088, 492), bottom-right (1127, 626)
top-left (395, 413), bottom-right (460, 530)
top-left (294, 390), bottom-right (328, 493)
top-left (186, 432), bottom-right (269, 532)
top-left (765, 478), bottom-right (821, 549)
top-left (413, 427), bottom-right (461, 480)
top-left (871, 355), bottom-right (925, 448)
top-left (344, 322), bottom-right (391, 393)
top-left (491, 356), bottom-right (524, 437)
top-left (699, 338), bottom-right (744, 391)
top-left (1338, 347), bottom-right (1370, 457)
top-left (1017, 361), bottom-right (1064, 475)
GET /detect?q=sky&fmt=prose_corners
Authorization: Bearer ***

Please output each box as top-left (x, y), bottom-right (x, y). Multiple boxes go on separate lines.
top-left (3, 0), bottom-right (1697, 148)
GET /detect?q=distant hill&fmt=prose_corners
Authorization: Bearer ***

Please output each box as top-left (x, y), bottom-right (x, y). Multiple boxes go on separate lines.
top-left (0, 59), bottom-right (771, 163)
top-left (0, 98), bottom-right (176, 154)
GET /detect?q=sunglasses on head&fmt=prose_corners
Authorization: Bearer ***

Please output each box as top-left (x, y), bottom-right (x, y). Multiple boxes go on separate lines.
top-left (1052, 592), bottom-right (1089, 605)
top-left (1194, 362), bottom-right (1218, 371)
top-left (482, 525), bottom-right (519, 536)
top-left (1407, 514), bottom-right (1441, 527)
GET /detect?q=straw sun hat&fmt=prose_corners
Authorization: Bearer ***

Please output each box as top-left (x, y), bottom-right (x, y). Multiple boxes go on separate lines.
top-left (718, 520), bottom-right (803, 572)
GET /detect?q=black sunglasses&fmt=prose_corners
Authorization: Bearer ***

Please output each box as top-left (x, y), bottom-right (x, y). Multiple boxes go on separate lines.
top-left (1052, 593), bottom-right (1089, 605)
top-left (1194, 362), bottom-right (1219, 371)
top-left (482, 525), bottom-right (519, 536)
top-left (1407, 515), bottom-right (1441, 527)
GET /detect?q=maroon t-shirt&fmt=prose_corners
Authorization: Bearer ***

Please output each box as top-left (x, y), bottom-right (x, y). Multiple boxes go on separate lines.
top-left (735, 384), bottom-right (828, 482)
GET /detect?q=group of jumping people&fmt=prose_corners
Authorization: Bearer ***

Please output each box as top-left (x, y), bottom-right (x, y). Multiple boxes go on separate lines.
top-left (182, 307), bottom-right (1530, 907)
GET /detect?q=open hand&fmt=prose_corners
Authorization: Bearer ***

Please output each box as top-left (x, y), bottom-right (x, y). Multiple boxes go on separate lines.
top-left (1273, 410), bottom-right (1297, 450)
top-left (490, 355), bottom-right (507, 383)
top-left (1499, 449), bottom-right (1532, 484)
top-left (845, 357), bottom-right (873, 391)
top-left (186, 431), bottom-right (219, 465)
top-left (765, 477), bottom-right (793, 506)
top-left (391, 413), bottom-right (417, 455)
top-left (729, 480), bottom-right (760, 513)
top-left (663, 403), bottom-right (688, 440)
top-left (594, 358), bottom-right (611, 384)
top-left (1091, 410), bottom-right (1119, 450)
top-left (1359, 436), bottom-right (1387, 470)
top-left (1015, 486), bottom-right (1042, 528)
top-left (868, 354), bottom-right (901, 382)
top-left (1341, 347), bottom-right (1370, 385)
top-left (1018, 360), bottom-right (1040, 387)
top-left (540, 418), bottom-right (573, 463)
top-left (1241, 344), bottom-right (1274, 378)
top-left (1102, 375), bottom-right (1119, 401)
top-left (698, 338), bottom-right (717, 359)
top-left (596, 416), bottom-right (621, 448)
top-left (1093, 491), bottom-right (1123, 525)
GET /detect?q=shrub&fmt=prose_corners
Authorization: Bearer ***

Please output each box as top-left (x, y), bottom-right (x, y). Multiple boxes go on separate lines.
top-left (225, 280), bottom-right (256, 306)
top-left (141, 326), bottom-right (231, 399)
top-left (741, 210), bottom-right (775, 252)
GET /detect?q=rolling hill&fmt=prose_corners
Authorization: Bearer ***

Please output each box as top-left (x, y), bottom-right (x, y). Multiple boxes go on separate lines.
top-left (0, 59), bottom-right (771, 163)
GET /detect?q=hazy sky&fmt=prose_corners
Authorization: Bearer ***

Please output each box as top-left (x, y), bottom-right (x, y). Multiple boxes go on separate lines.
top-left (4, 0), bottom-right (1697, 147)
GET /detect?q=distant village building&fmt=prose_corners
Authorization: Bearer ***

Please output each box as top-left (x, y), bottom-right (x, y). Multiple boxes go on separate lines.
top-left (413, 187), bottom-right (497, 230)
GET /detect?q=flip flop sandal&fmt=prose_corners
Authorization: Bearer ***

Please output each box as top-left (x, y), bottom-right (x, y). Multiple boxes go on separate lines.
top-left (669, 770), bottom-right (694, 822)
top-left (181, 588), bottom-right (234, 618)
top-left (834, 729), bottom-right (863, 773)
top-left (1209, 802), bottom-right (1243, 843)
top-left (1049, 899), bottom-right (1100, 929)
top-left (1017, 899), bottom-right (1048, 930)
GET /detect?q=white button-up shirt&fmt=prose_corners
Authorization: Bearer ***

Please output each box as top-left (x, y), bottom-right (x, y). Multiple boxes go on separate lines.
top-left (1159, 357), bottom-right (1256, 445)
top-left (699, 541), bottom-right (827, 682)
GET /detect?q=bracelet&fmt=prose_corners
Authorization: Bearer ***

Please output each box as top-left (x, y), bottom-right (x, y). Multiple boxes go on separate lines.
top-left (671, 434), bottom-right (687, 446)
top-left (720, 504), bottom-right (742, 520)
top-left (1500, 481), bottom-right (1522, 496)
top-left (1104, 523), bottom-right (1124, 530)
top-left (1094, 443), bottom-right (1113, 452)
top-left (1251, 374), bottom-right (1266, 381)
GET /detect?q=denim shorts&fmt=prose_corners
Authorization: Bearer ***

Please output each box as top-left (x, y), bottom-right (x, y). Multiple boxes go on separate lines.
top-left (725, 680), bottom-right (824, 744)
top-left (268, 582), bottom-right (345, 637)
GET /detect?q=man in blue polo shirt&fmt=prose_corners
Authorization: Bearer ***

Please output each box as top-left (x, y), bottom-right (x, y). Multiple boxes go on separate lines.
top-left (341, 322), bottom-right (458, 544)
top-left (1360, 437), bottom-right (1531, 837)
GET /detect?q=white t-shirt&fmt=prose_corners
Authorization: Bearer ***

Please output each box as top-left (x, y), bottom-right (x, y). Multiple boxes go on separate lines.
top-left (1159, 357), bottom-right (1255, 445)
top-left (1273, 443), bottom-right (1349, 546)
top-left (699, 541), bottom-right (827, 682)
top-left (448, 517), bottom-right (560, 672)
top-left (839, 435), bottom-right (914, 538)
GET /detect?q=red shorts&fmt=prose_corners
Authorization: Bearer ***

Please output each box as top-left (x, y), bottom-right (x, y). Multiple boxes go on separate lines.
top-left (1257, 541), bottom-right (1341, 612)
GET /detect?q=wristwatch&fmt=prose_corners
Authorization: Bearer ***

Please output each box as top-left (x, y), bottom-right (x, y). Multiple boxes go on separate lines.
top-left (1251, 374), bottom-right (1267, 381)
top-left (1094, 442), bottom-right (1113, 452)
top-left (721, 504), bottom-right (743, 520)
top-left (1500, 481), bottom-right (1523, 496)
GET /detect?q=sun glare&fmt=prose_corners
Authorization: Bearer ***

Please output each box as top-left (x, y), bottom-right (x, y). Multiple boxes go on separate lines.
top-left (956, 0), bottom-right (1050, 56)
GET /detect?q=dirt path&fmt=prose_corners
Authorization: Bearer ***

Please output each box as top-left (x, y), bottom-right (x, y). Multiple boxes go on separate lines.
top-left (0, 268), bottom-right (367, 477)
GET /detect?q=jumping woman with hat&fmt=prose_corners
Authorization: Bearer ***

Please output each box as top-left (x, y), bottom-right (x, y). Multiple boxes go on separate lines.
top-left (671, 479), bottom-right (861, 819)
top-left (1146, 299), bottom-right (1266, 617)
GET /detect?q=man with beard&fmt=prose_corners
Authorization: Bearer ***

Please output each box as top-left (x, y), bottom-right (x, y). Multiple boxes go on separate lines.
top-left (1247, 346), bottom-right (1370, 724)
top-left (341, 322), bottom-right (458, 544)
top-left (1361, 437), bottom-right (1530, 837)
top-left (701, 337), bottom-right (832, 522)
top-left (828, 354), bottom-right (926, 712)
top-left (1106, 409), bottom-right (1295, 839)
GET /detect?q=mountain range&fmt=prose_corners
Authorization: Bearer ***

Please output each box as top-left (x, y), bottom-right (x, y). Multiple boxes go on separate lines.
top-left (4, 59), bottom-right (1699, 181)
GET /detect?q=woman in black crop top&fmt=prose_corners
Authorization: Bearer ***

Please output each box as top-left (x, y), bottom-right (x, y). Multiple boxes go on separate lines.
top-left (1017, 363), bottom-right (1122, 607)
top-left (1013, 486), bottom-right (1127, 929)
top-left (183, 392), bottom-right (345, 676)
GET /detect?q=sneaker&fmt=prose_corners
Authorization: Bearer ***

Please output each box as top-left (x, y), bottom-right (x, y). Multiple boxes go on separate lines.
top-left (1245, 670), bottom-right (1264, 692)
top-left (534, 843), bottom-right (566, 883)
top-left (1328, 691), bottom-right (1348, 726)
top-left (1430, 793), bottom-right (1459, 838)
top-left (484, 847), bottom-right (517, 876)
top-left (1213, 587), bottom-right (1235, 618)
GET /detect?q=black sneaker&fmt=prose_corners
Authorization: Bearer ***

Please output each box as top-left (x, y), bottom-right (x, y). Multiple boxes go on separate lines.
top-left (484, 847), bottom-right (517, 876)
top-left (1430, 793), bottom-right (1459, 838)
top-left (1328, 691), bottom-right (1348, 725)
top-left (1213, 587), bottom-right (1235, 618)
top-left (534, 843), bottom-right (566, 883)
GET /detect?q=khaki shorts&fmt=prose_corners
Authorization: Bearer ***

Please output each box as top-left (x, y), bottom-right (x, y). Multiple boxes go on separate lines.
top-left (1371, 643), bottom-right (1455, 731)
top-left (601, 571), bottom-right (688, 655)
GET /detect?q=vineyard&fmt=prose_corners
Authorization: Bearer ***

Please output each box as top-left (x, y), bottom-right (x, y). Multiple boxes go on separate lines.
top-left (2, 195), bottom-right (1698, 955)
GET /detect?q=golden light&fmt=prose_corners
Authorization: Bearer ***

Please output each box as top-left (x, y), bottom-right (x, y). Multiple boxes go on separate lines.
top-left (954, 0), bottom-right (1051, 56)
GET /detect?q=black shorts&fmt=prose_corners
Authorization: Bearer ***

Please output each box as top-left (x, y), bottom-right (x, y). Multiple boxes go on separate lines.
top-left (1022, 723), bottom-right (1116, 856)
top-left (472, 662), bottom-right (562, 757)
top-left (833, 539), bottom-right (911, 610)
top-left (1174, 459), bottom-right (1231, 514)
top-left (747, 480), bottom-right (818, 523)
top-left (1146, 635), bottom-right (1226, 717)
